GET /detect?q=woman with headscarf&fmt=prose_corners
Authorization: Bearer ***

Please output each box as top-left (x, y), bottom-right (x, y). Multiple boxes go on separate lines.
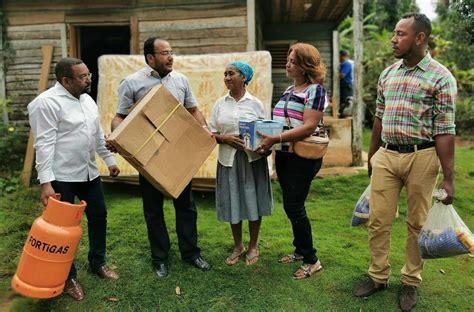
top-left (209, 61), bottom-right (273, 266)
top-left (257, 43), bottom-right (327, 279)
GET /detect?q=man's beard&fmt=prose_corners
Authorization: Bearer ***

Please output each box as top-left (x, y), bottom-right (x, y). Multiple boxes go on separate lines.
top-left (82, 85), bottom-right (91, 94)
top-left (394, 43), bottom-right (414, 60)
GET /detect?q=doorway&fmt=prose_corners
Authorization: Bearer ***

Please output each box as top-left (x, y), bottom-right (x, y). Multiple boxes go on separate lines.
top-left (78, 26), bottom-right (130, 101)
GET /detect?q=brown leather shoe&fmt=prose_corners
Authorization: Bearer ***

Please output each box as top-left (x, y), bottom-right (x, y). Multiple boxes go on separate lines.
top-left (64, 278), bottom-right (84, 301)
top-left (353, 279), bottom-right (387, 297)
top-left (399, 284), bottom-right (418, 311)
top-left (91, 265), bottom-right (119, 280)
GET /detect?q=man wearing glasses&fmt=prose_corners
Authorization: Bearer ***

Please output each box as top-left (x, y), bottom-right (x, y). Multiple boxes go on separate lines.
top-left (28, 58), bottom-right (121, 301)
top-left (110, 37), bottom-right (211, 278)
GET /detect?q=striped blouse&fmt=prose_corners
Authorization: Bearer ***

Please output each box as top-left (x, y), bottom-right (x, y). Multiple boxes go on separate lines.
top-left (376, 53), bottom-right (457, 145)
top-left (273, 84), bottom-right (327, 129)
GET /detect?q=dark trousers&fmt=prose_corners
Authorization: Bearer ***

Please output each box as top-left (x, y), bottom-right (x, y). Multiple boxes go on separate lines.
top-left (275, 151), bottom-right (322, 264)
top-left (139, 174), bottom-right (200, 267)
top-left (339, 81), bottom-right (353, 115)
top-left (51, 177), bottom-right (107, 280)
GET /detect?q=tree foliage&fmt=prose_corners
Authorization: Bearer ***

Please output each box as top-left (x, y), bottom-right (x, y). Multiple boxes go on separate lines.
top-left (363, 0), bottom-right (419, 30)
top-left (434, 0), bottom-right (473, 87)
top-left (339, 0), bottom-right (473, 132)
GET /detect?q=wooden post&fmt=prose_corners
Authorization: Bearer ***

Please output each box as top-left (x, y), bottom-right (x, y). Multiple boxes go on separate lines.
top-left (60, 24), bottom-right (68, 58)
top-left (68, 25), bottom-right (78, 57)
top-left (246, 0), bottom-right (256, 51)
top-left (130, 16), bottom-right (139, 54)
top-left (0, 11), bottom-right (8, 125)
top-left (352, 0), bottom-right (364, 166)
top-left (21, 45), bottom-right (54, 187)
top-left (332, 30), bottom-right (340, 118)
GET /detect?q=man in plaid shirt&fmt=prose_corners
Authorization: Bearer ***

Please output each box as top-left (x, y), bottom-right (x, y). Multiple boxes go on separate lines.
top-left (353, 13), bottom-right (457, 311)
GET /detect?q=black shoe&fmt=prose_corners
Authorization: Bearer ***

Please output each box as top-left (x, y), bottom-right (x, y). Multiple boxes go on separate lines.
top-left (154, 263), bottom-right (168, 278)
top-left (399, 284), bottom-right (418, 311)
top-left (188, 256), bottom-right (211, 271)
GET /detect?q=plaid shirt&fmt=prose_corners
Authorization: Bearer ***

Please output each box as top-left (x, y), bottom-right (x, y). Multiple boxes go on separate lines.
top-left (375, 53), bottom-right (457, 145)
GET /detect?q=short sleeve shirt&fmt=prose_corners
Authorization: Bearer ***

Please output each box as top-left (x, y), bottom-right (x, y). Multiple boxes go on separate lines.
top-left (375, 53), bottom-right (456, 145)
top-left (273, 83), bottom-right (327, 129)
top-left (340, 60), bottom-right (353, 85)
top-left (210, 91), bottom-right (265, 167)
top-left (117, 66), bottom-right (198, 115)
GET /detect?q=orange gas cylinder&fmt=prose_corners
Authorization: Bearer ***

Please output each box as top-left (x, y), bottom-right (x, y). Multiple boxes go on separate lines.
top-left (11, 194), bottom-right (86, 299)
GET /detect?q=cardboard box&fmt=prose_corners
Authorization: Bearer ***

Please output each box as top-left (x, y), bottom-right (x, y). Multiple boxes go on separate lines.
top-left (107, 85), bottom-right (216, 198)
top-left (239, 120), bottom-right (284, 150)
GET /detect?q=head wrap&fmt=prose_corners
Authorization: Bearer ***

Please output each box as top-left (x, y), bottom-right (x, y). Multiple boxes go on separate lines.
top-left (229, 61), bottom-right (254, 85)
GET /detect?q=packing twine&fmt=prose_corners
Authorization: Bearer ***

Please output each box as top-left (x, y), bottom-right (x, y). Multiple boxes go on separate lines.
top-left (132, 103), bottom-right (182, 158)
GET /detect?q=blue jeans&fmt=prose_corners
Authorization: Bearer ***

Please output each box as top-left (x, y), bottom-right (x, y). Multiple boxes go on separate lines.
top-left (52, 177), bottom-right (107, 280)
top-left (275, 151), bottom-right (322, 264)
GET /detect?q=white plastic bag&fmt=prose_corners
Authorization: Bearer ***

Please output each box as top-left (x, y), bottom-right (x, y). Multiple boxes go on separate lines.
top-left (418, 189), bottom-right (474, 259)
top-left (351, 184), bottom-right (370, 227)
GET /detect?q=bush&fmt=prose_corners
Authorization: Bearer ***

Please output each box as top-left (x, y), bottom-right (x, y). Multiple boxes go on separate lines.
top-left (456, 95), bottom-right (474, 137)
top-left (0, 124), bottom-right (28, 173)
top-left (0, 97), bottom-right (29, 194)
top-left (361, 30), bottom-right (395, 126)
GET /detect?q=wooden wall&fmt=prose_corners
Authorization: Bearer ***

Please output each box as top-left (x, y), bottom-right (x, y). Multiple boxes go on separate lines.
top-left (137, 10), bottom-right (247, 55)
top-left (4, 24), bottom-right (65, 124)
top-left (263, 22), bottom-right (335, 105)
top-left (1, 0), bottom-right (248, 125)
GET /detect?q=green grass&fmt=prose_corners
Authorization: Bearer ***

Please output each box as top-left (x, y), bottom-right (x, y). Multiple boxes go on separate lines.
top-left (1, 147), bottom-right (473, 311)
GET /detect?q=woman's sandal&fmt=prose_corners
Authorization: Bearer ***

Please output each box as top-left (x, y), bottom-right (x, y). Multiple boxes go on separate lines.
top-left (293, 260), bottom-right (323, 279)
top-left (225, 248), bottom-right (246, 266)
top-left (278, 253), bottom-right (304, 264)
top-left (245, 249), bottom-right (259, 266)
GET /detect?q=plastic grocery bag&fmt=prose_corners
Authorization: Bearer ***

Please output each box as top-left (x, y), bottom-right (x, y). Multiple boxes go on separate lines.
top-left (351, 184), bottom-right (370, 227)
top-left (418, 189), bottom-right (474, 259)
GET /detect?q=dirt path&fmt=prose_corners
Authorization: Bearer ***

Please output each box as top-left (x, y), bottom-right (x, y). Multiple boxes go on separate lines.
top-left (318, 151), bottom-right (367, 177)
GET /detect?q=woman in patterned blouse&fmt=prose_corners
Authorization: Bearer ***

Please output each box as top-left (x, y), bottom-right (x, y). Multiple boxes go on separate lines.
top-left (257, 43), bottom-right (327, 279)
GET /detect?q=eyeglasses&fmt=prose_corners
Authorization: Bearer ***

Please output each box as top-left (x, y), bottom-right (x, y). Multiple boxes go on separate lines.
top-left (72, 73), bottom-right (92, 81)
top-left (153, 50), bottom-right (174, 56)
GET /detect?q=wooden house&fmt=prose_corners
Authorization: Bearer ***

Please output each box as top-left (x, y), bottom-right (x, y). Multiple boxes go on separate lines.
top-left (1, 0), bottom-right (351, 121)
top-left (1, 0), bottom-right (355, 181)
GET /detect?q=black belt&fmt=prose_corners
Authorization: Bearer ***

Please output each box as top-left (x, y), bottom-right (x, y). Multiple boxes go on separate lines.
top-left (384, 141), bottom-right (435, 153)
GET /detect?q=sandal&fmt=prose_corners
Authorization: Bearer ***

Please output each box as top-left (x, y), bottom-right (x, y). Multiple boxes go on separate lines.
top-left (278, 253), bottom-right (304, 264)
top-left (245, 249), bottom-right (259, 266)
top-left (225, 248), bottom-right (245, 266)
top-left (293, 260), bottom-right (323, 279)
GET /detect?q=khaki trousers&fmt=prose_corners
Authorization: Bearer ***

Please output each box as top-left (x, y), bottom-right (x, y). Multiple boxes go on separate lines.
top-left (368, 146), bottom-right (440, 286)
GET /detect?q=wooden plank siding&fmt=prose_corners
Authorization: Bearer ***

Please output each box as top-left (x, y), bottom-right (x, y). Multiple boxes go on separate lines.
top-left (4, 23), bottom-right (64, 124)
top-left (0, 11), bottom-right (7, 125)
top-left (138, 15), bottom-right (247, 55)
top-left (2, 0), bottom-right (348, 125)
top-left (262, 0), bottom-right (352, 24)
top-left (263, 22), bottom-right (334, 105)
top-left (2, 1), bottom-right (248, 125)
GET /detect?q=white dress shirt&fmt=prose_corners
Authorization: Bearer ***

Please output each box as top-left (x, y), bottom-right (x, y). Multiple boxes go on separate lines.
top-left (210, 91), bottom-right (265, 167)
top-left (28, 82), bottom-right (116, 184)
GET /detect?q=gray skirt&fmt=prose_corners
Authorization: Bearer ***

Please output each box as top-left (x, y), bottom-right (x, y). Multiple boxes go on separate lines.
top-left (216, 150), bottom-right (273, 224)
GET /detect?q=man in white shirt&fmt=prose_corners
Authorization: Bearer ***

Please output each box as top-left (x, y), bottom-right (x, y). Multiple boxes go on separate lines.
top-left (109, 38), bottom-right (211, 278)
top-left (28, 58), bottom-right (120, 301)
